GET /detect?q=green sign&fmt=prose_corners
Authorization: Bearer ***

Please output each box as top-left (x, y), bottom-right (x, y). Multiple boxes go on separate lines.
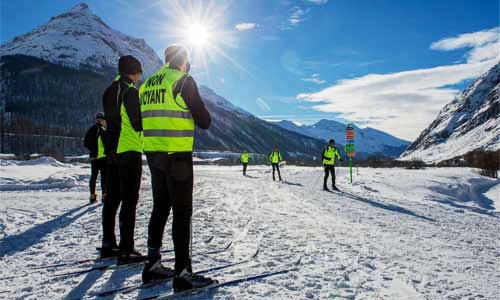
top-left (345, 144), bottom-right (355, 152)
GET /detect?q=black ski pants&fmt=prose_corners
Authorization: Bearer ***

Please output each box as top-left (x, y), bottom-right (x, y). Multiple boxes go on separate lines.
top-left (89, 158), bottom-right (107, 195)
top-left (146, 152), bottom-right (193, 275)
top-left (102, 151), bottom-right (142, 253)
top-left (242, 163), bottom-right (248, 175)
top-left (272, 163), bottom-right (282, 181)
top-left (324, 164), bottom-right (336, 188)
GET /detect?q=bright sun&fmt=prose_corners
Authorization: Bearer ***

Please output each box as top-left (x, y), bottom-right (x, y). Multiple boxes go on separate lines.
top-left (187, 24), bottom-right (210, 47)
top-left (157, 0), bottom-right (247, 81)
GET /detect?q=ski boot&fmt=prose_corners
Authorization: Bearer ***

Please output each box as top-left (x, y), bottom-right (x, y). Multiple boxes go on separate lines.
top-left (323, 185), bottom-right (330, 191)
top-left (89, 193), bottom-right (97, 204)
top-left (332, 185), bottom-right (339, 191)
top-left (142, 257), bottom-right (174, 283)
top-left (117, 249), bottom-right (146, 265)
top-left (173, 268), bottom-right (217, 293)
top-left (99, 245), bottom-right (120, 259)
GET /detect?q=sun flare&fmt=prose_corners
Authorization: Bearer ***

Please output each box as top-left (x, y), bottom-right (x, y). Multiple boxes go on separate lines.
top-left (186, 24), bottom-right (210, 47)
top-left (156, 0), bottom-right (248, 85)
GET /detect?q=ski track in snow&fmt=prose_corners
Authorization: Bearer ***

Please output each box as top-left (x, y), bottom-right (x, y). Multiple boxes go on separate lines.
top-left (0, 158), bottom-right (499, 299)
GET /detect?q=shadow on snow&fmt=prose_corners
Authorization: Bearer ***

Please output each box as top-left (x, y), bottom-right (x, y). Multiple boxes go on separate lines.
top-left (0, 203), bottom-right (98, 258)
top-left (340, 191), bottom-right (436, 222)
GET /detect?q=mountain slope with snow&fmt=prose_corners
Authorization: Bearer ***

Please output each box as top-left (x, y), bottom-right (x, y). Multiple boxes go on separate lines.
top-left (402, 62), bottom-right (500, 162)
top-left (277, 119), bottom-right (410, 157)
top-left (0, 3), bottom-right (162, 76)
top-left (1, 158), bottom-right (499, 299)
top-left (196, 86), bottom-right (329, 159)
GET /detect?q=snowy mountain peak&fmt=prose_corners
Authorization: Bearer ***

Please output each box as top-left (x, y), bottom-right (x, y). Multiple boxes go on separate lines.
top-left (70, 3), bottom-right (90, 13)
top-left (0, 3), bottom-right (162, 76)
top-left (402, 62), bottom-right (500, 162)
top-left (313, 119), bottom-right (348, 130)
top-left (280, 120), bottom-right (303, 127)
top-left (276, 119), bottom-right (410, 157)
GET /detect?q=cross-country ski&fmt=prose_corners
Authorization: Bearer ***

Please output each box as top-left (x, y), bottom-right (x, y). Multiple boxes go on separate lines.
top-left (95, 251), bottom-right (258, 297)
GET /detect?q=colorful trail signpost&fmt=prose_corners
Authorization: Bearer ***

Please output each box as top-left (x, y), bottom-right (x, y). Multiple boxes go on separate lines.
top-left (345, 124), bottom-right (355, 184)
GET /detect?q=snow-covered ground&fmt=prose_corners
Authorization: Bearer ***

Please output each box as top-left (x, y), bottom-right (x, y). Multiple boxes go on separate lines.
top-left (0, 157), bottom-right (499, 299)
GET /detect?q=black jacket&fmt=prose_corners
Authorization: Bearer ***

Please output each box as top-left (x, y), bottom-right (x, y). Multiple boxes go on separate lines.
top-left (84, 123), bottom-right (106, 158)
top-left (102, 76), bottom-right (143, 155)
top-left (173, 74), bottom-right (211, 130)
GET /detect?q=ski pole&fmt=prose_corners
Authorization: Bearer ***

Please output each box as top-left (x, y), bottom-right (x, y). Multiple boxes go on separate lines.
top-left (279, 162), bottom-right (285, 181)
top-left (312, 168), bottom-right (322, 190)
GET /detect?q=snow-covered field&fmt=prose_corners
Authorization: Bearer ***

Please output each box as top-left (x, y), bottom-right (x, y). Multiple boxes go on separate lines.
top-left (0, 157), bottom-right (499, 300)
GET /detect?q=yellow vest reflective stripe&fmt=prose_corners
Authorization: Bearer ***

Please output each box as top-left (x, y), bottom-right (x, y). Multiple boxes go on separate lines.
top-left (141, 110), bottom-right (192, 119)
top-left (116, 79), bottom-right (144, 154)
top-left (139, 66), bottom-right (194, 152)
top-left (323, 146), bottom-right (339, 165)
top-left (241, 153), bottom-right (249, 163)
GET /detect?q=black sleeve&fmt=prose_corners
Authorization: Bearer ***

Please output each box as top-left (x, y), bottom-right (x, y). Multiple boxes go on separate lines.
top-left (122, 88), bottom-right (143, 132)
top-left (180, 76), bottom-right (211, 129)
top-left (84, 127), bottom-right (94, 150)
top-left (99, 127), bottom-right (106, 145)
top-left (102, 83), bottom-right (121, 135)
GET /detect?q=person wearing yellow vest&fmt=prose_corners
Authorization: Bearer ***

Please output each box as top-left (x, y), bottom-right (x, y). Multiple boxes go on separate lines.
top-left (240, 150), bottom-right (250, 176)
top-left (100, 55), bottom-right (145, 264)
top-left (139, 45), bottom-right (214, 292)
top-left (322, 139), bottom-right (342, 191)
top-left (269, 146), bottom-right (283, 181)
top-left (84, 112), bottom-right (108, 203)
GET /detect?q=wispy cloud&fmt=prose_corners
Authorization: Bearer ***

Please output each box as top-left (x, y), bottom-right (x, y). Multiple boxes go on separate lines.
top-left (306, 0), bottom-right (328, 5)
top-left (431, 27), bottom-right (500, 63)
top-left (280, 6), bottom-right (310, 30)
top-left (358, 60), bottom-right (384, 67)
top-left (297, 27), bottom-right (500, 140)
top-left (431, 27), bottom-right (499, 50)
top-left (289, 6), bottom-right (309, 25)
top-left (302, 73), bottom-right (326, 84)
top-left (256, 97), bottom-right (271, 112)
top-left (235, 22), bottom-right (257, 31)
top-left (259, 113), bottom-right (342, 124)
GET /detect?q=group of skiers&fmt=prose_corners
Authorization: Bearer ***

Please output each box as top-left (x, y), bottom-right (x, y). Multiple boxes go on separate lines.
top-left (84, 44), bottom-right (344, 293)
top-left (239, 139), bottom-right (342, 191)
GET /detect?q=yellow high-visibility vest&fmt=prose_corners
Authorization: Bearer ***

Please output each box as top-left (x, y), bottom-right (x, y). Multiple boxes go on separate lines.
top-left (139, 65), bottom-right (194, 152)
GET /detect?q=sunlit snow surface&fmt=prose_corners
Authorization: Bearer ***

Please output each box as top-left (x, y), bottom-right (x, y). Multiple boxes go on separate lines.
top-left (0, 157), bottom-right (499, 299)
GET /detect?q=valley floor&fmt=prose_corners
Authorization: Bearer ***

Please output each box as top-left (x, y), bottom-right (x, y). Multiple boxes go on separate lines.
top-left (0, 157), bottom-right (499, 299)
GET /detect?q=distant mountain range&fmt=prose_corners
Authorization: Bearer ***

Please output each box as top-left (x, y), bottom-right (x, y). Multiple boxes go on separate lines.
top-left (276, 119), bottom-right (410, 157)
top-left (401, 62), bottom-right (499, 163)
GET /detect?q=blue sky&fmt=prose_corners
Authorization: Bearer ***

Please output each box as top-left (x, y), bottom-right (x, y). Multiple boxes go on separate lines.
top-left (1, 0), bottom-right (499, 140)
